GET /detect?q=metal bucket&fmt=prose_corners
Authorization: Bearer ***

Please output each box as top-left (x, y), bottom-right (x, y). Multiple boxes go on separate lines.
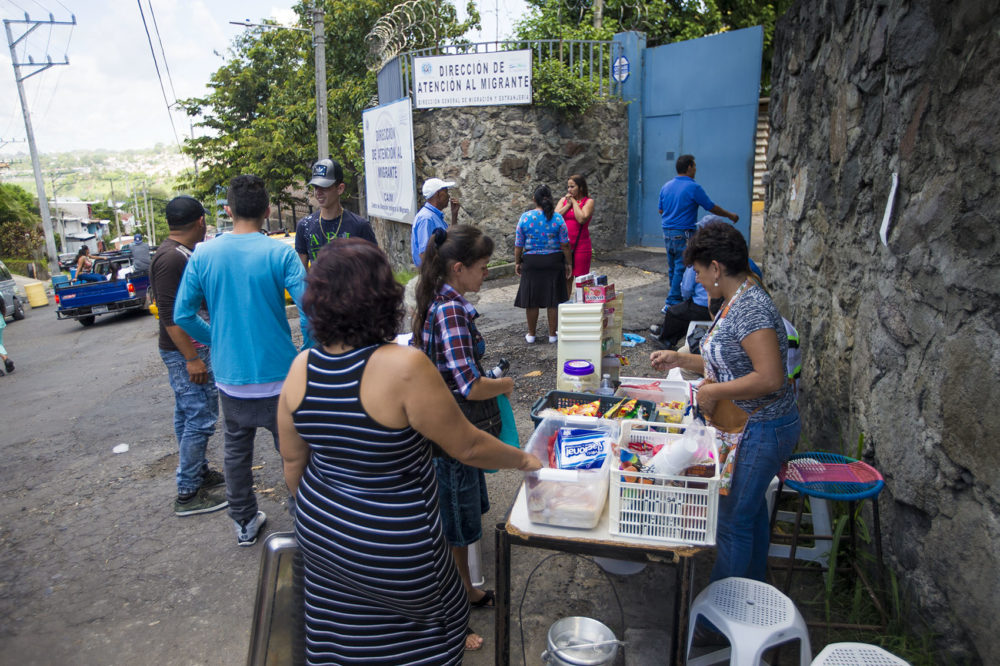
top-left (541, 616), bottom-right (619, 666)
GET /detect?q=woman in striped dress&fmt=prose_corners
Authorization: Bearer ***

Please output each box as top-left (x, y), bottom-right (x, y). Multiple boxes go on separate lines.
top-left (277, 238), bottom-right (541, 665)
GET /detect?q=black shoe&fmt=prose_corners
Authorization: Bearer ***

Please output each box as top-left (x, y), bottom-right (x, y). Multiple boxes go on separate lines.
top-left (3, 358), bottom-right (13, 373)
top-left (649, 324), bottom-right (663, 337)
top-left (201, 467), bottom-right (225, 489)
top-left (648, 336), bottom-right (669, 350)
top-left (174, 487), bottom-right (229, 517)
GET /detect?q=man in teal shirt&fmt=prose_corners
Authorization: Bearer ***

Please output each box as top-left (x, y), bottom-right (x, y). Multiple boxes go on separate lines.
top-left (175, 175), bottom-right (310, 547)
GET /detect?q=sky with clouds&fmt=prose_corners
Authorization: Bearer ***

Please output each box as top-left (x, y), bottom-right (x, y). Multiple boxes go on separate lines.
top-left (0, 0), bottom-right (526, 157)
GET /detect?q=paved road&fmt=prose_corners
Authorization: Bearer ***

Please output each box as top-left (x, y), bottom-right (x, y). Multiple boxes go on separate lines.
top-left (0, 254), bottom-right (702, 665)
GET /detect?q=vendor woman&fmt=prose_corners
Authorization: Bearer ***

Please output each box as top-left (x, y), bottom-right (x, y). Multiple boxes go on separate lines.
top-left (650, 220), bottom-right (799, 582)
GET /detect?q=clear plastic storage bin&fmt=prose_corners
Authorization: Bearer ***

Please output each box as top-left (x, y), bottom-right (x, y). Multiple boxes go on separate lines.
top-left (523, 415), bottom-right (620, 529)
top-left (609, 420), bottom-right (720, 546)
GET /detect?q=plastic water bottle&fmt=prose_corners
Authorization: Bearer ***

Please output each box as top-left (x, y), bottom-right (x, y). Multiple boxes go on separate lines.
top-left (486, 358), bottom-right (509, 379)
top-left (597, 373), bottom-right (615, 396)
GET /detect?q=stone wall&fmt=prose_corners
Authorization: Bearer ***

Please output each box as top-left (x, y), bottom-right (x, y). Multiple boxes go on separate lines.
top-left (767, 1), bottom-right (999, 662)
top-left (371, 102), bottom-right (629, 269)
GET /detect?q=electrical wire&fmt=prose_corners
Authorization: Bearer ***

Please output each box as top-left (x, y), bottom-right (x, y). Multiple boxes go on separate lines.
top-left (135, 0), bottom-right (180, 147)
top-left (146, 0), bottom-right (177, 103)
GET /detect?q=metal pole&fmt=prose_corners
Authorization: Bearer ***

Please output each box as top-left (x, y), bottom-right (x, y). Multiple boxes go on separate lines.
top-left (143, 180), bottom-right (152, 244)
top-left (6, 19), bottom-right (59, 275)
top-left (313, 4), bottom-right (328, 160)
top-left (109, 179), bottom-right (121, 243)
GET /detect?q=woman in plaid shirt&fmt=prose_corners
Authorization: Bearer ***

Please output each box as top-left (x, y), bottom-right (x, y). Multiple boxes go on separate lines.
top-left (412, 226), bottom-right (513, 618)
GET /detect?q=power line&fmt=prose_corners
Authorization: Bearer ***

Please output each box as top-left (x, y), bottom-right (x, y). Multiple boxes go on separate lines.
top-left (135, 0), bottom-right (180, 147)
top-left (147, 0), bottom-right (177, 103)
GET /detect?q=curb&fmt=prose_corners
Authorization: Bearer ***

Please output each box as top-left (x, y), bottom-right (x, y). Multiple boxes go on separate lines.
top-left (485, 262), bottom-right (516, 281)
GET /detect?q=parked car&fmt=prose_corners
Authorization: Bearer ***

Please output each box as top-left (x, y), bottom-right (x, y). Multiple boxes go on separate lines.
top-left (0, 259), bottom-right (26, 322)
top-left (58, 252), bottom-right (77, 272)
top-left (54, 251), bottom-right (150, 327)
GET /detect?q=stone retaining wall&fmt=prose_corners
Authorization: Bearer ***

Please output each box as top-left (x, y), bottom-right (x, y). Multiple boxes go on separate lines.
top-left (370, 102), bottom-right (629, 269)
top-left (767, 1), bottom-right (999, 662)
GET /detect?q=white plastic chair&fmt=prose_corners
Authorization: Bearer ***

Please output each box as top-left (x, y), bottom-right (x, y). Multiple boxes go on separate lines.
top-left (811, 642), bottom-right (910, 665)
top-left (766, 476), bottom-right (833, 566)
top-left (686, 577), bottom-right (811, 666)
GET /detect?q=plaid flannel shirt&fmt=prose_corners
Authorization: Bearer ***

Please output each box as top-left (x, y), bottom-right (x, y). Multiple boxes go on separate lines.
top-left (418, 283), bottom-right (482, 398)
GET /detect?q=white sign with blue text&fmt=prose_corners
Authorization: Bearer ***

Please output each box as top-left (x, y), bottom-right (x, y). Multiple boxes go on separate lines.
top-left (363, 97), bottom-right (416, 223)
top-left (413, 50), bottom-right (532, 109)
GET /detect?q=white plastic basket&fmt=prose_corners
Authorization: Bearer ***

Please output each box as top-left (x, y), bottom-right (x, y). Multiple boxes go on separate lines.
top-left (609, 420), bottom-right (720, 546)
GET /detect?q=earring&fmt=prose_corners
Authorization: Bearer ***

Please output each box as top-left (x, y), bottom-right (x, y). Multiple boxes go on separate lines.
top-left (714, 281), bottom-right (719, 287)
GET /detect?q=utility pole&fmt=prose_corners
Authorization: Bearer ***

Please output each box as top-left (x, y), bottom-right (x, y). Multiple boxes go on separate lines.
top-left (4, 12), bottom-right (76, 276)
top-left (592, 0), bottom-right (604, 30)
top-left (108, 179), bottom-right (121, 243)
top-left (230, 8), bottom-right (327, 161)
top-left (312, 3), bottom-right (328, 161)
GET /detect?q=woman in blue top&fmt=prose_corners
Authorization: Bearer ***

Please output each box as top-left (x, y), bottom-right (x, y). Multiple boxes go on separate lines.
top-left (650, 221), bottom-right (799, 582)
top-left (513, 185), bottom-right (572, 343)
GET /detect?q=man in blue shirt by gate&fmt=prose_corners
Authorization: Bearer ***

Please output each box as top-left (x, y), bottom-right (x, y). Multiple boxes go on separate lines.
top-left (658, 154), bottom-right (739, 311)
top-left (411, 177), bottom-right (460, 267)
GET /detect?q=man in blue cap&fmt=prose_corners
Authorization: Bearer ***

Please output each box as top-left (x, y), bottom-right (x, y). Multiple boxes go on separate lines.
top-left (131, 232), bottom-right (151, 272)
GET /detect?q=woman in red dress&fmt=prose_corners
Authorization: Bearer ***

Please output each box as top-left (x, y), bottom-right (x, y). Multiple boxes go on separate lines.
top-left (556, 174), bottom-right (595, 296)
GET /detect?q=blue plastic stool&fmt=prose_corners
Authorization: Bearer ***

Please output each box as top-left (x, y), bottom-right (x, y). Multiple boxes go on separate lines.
top-left (769, 452), bottom-right (887, 629)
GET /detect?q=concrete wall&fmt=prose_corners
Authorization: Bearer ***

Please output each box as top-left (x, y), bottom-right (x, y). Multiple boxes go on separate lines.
top-left (371, 102), bottom-right (629, 269)
top-left (767, 1), bottom-right (999, 662)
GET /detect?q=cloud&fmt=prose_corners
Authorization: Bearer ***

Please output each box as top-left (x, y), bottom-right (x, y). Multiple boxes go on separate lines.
top-left (0, 1), bottom-right (298, 154)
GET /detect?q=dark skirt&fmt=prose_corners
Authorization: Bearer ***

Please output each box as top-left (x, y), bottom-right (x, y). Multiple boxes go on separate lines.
top-left (514, 251), bottom-right (567, 309)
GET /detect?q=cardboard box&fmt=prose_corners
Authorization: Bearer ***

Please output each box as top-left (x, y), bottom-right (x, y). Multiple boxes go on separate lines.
top-left (582, 284), bottom-right (616, 303)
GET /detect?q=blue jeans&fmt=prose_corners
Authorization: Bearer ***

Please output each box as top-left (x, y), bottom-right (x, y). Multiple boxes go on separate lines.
top-left (159, 348), bottom-right (219, 496)
top-left (218, 392), bottom-right (280, 524)
top-left (663, 232), bottom-right (691, 307)
top-left (433, 456), bottom-right (489, 547)
top-left (711, 407), bottom-right (801, 582)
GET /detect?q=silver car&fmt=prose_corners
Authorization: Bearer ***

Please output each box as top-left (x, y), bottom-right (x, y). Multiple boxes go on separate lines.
top-left (0, 260), bottom-right (26, 321)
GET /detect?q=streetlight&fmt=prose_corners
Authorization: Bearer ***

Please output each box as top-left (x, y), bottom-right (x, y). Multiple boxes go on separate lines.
top-left (229, 6), bottom-right (328, 161)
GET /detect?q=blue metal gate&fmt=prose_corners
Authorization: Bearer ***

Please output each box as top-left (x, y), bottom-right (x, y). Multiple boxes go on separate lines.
top-left (618, 27), bottom-right (763, 246)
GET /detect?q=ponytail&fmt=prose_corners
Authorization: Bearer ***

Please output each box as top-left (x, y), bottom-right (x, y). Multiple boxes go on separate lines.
top-left (412, 225), bottom-right (494, 347)
top-left (534, 184), bottom-right (555, 220)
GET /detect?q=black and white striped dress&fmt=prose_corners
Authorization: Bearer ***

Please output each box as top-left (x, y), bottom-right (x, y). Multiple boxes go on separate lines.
top-left (293, 345), bottom-right (469, 665)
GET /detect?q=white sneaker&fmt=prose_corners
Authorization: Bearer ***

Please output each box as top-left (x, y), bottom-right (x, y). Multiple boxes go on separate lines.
top-left (235, 510), bottom-right (267, 547)
top-left (548, 334), bottom-right (558, 343)
top-left (525, 334), bottom-right (536, 344)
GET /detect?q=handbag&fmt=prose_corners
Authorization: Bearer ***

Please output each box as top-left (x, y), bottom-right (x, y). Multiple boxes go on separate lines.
top-left (695, 379), bottom-right (786, 495)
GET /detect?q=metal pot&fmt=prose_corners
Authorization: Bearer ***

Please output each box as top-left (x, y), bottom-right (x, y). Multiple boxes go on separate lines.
top-left (541, 616), bottom-right (619, 666)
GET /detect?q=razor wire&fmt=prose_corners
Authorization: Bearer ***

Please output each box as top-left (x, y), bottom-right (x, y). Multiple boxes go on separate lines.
top-left (365, 0), bottom-right (445, 72)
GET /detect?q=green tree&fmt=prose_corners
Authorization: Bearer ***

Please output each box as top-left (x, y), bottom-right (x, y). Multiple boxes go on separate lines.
top-left (0, 183), bottom-right (44, 258)
top-left (179, 0), bottom-right (479, 209)
top-left (515, 0), bottom-right (791, 92)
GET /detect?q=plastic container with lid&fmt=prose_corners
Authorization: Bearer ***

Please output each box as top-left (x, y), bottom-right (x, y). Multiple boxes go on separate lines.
top-left (561, 360), bottom-right (598, 393)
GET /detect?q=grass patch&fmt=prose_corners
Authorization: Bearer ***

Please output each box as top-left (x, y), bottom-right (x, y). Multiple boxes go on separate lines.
top-left (393, 268), bottom-right (416, 285)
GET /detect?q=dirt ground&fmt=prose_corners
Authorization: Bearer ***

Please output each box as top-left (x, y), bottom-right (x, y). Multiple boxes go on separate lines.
top-left (1, 249), bottom-right (709, 666)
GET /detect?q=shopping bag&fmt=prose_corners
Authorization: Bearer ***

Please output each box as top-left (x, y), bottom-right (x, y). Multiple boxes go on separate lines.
top-left (497, 394), bottom-right (520, 449)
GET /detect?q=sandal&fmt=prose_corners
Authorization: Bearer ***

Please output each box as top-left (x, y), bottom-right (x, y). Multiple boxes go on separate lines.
top-left (470, 588), bottom-right (496, 609)
top-left (465, 626), bottom-right (484, 651)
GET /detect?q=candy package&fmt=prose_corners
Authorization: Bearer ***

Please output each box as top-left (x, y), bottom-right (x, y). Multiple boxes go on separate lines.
top-left (555, 428), bottom-right (609, 470)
